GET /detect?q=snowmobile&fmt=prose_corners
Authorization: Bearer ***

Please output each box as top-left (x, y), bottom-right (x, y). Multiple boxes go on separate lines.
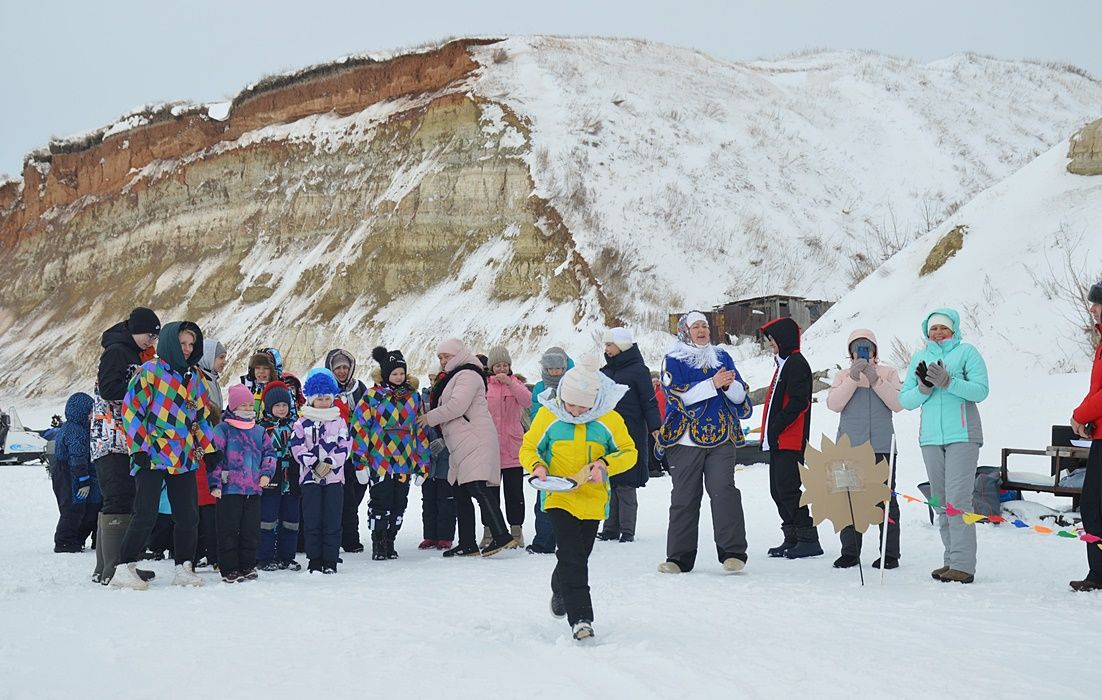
top-left (0, 408), bottom-right (47, 465)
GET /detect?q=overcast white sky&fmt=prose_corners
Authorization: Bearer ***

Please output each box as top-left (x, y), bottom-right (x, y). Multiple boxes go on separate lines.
top-left (2, 0), bottom-right (1099, 178)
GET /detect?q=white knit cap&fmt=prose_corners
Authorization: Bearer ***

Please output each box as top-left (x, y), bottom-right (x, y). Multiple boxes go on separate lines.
top-left (558, 364), bottom-right (602, 408)
top-left (927, 313), bottom-right (955, 333)
top-left (685, 311), bottom-right (708, 327)
top-left (602, 327), bottom-right (634, 351)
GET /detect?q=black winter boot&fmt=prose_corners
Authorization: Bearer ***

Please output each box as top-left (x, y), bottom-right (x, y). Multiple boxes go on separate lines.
top-left (386, 527), bottom-right (399, 559)
top-left (92, 514), bottom-right (106, 583)
top-left (371, 531), bottom-right (386, 561)
top-left (767, 525), bottom-right (797, 558)
top-left (785, 530), bottom-right (824, 559)
top-left (99, 514), bottom-right (155, 584)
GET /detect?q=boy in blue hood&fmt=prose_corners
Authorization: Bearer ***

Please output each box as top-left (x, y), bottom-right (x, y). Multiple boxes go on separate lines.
top-left (52, 392), bottom-right (101, 553)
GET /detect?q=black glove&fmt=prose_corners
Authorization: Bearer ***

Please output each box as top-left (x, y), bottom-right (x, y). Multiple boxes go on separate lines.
top-left (915, 361), bottom-right (933, 388)
top-left (131, 452), bottom-right (151, 471)
top-left (203, 451), bottom-right (223, 470)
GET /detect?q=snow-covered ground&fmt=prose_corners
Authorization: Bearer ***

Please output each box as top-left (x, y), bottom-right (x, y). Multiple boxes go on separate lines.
top-left (4, 380), bottom-right (1100, 699)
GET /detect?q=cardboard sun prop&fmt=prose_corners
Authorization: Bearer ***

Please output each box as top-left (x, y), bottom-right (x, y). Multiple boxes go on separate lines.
top-left (798, 434), bottom-right (891, 534)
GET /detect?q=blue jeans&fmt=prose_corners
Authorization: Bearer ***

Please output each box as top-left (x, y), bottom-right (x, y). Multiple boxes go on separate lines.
top-left (259, 490), bottom-right (302, 563)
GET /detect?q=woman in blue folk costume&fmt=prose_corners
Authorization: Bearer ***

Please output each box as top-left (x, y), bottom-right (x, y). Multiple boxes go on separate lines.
top-left (656, 311), bottom-right (753, 575)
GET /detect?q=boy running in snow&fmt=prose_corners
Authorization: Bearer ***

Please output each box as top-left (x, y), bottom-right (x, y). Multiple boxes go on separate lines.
top-left (209, 384), bottom-right (276, 583)
top-left (521, 360), bottom-right (638, 640)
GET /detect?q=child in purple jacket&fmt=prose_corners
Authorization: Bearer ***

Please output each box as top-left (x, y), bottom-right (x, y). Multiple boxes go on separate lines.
top-left (210, 384), bottom-right (276, 583)
top-left (291, 372), bottom-right (351, 574)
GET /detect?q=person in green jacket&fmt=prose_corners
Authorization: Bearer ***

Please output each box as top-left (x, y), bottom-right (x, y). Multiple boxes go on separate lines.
top-left (899, 308), bottom-right (989, 584)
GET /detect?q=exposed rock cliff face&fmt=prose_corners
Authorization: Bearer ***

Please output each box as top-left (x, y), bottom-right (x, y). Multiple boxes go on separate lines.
top-left (0, 38), bottom-right (613, 395)
top-left (1067, 117), bottom-right (1102, 175)
top-left (1, 37), bottom-right (1100, 398)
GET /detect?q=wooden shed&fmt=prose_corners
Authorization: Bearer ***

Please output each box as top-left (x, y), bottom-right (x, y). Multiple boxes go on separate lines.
top-left (668, 295), bottom-right (834, 344)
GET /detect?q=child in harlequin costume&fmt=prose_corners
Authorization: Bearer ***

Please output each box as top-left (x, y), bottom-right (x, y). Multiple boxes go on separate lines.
top-left (209, 384), bottom-right (276, 583)
top-left (656, 312), bottom-right (753, 574)
top-left (520, 359), bottom-right (638, 641)
top-left (257, 381), bottom-right (302, 571)
top-left (290, 371), bottom-right (351, 574)
top-left (351, 347), bottom-right (431, 561)
top-left (111, 321), bottom-right (218, 590)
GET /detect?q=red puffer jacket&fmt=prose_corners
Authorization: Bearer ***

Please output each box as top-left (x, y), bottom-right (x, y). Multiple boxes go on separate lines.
top-left (1072, 324), bottom-right (1102, 430)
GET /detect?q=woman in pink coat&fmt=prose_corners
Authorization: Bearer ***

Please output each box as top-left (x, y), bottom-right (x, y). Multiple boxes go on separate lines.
top-left (485, 345), bottom-right (533, 547)
top-left (418, 338), bottom-right (516, 558)
top-left (825, 329), bottom-right (904, 570)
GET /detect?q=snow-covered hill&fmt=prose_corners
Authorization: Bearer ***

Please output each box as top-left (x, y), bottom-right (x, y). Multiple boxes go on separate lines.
top-left (2, 36), bottom-right (1101, 398)
top-left (475, 37), bottom-right (1102, 328)
top-left (799, 139), bottom-right (1102, 374)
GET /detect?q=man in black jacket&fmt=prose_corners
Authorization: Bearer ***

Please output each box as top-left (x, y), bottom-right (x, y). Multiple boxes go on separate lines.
top-left (598, 328), bottom-right (661, 542)
top-left (759, 317), bottom-right (820, 560)
top-left (92, 306), bottom-right (160, 584)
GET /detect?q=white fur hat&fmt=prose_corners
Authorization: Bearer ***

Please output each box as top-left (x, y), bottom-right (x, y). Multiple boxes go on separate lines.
top-left (602, 327), bottom-right (634, 351)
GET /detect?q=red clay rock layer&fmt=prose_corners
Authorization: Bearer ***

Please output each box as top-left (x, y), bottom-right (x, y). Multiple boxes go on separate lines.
top-left (0, 38), bottom-right (499, 250)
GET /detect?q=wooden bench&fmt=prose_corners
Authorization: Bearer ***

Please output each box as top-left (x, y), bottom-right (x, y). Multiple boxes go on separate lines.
top-left (999, 426), bottom-right (1086, 508)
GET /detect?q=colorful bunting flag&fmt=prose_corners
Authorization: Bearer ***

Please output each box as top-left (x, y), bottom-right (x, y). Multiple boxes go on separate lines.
top-left (894, 490), bottom-right (1102, 551)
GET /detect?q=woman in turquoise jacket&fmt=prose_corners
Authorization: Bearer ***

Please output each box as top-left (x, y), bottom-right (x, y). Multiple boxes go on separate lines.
top-left (899, 308), bottom-right (989, 584)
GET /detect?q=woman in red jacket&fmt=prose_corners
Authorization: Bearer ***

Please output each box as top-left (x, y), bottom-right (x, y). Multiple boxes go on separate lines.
top-left (1070, 281), bottom-right (1102, 592)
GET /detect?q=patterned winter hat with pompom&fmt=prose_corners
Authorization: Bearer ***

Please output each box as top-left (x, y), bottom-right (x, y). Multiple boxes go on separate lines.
top-left (372, 346), bottom-right (407, 383)
top-left (303, 371), bottom-right (339, 399)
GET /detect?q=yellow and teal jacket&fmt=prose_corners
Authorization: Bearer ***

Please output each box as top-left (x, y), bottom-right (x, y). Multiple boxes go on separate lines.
top-left (520, 375), bottom-right (638, 521)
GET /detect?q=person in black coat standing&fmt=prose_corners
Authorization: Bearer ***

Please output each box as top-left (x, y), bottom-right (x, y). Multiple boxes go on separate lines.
top-left (759, 317), bottom-right (820, 560)
top-left (91, 307), bottom-right (160, 584)
top-left (598, 328), bottom-right (661, 542)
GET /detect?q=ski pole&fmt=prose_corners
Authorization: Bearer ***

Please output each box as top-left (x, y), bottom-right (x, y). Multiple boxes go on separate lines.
top-left (881, 435), bottom-right (897, 585)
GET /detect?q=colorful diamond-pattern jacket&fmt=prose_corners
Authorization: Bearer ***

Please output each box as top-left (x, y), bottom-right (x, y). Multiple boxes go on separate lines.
top-left (123, 358), bottom-right (214, 474)
top-left (350, 385), bottom-right (431, 480)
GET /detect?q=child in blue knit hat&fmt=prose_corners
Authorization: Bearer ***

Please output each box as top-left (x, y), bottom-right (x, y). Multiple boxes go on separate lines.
top-left (290, 371), bottom-right (351, 574)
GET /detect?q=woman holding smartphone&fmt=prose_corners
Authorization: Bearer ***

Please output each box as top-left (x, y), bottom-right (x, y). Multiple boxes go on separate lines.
top-left (825, 330), bottom-right (904, 570)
